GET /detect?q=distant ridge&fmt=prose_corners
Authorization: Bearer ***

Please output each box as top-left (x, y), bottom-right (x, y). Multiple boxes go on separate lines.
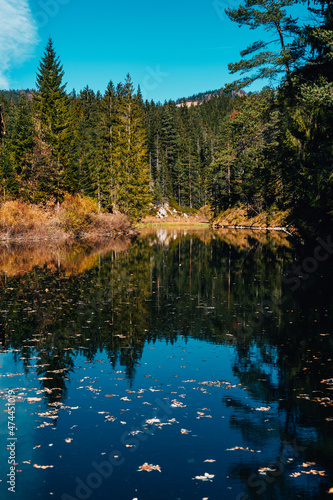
top-left (176, 88), bottom-right (246, 107)
top-left (0, 89), bottom-right (33, 102)
top-left (0, 87), bottom-right (247, 107)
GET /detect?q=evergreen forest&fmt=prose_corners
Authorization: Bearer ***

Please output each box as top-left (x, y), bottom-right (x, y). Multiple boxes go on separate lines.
top-left (0, 0), bottom-right (332, 232)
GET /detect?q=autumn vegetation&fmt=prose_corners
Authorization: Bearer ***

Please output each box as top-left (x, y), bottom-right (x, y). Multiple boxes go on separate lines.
top-left (0, 196), bottom-right (131, 241)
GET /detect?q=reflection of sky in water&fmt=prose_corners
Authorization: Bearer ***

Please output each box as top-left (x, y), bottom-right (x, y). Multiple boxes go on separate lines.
top-left (0, 231), bottom-right (332, 499)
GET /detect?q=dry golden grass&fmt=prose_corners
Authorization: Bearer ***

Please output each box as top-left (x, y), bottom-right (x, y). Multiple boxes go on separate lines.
top-left (0, 197), bottom-right (133, 241)
top-left (212, 206), bottom-right (292, 229)
top-left (0, 200), bottom-right (49, 235)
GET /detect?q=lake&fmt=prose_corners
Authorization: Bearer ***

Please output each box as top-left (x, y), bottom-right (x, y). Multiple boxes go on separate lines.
top-left (0, 228), bottom-right (332, 500)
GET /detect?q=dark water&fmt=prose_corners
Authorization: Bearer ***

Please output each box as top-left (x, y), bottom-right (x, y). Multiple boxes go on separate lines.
top-left (0, 229), bottom-right (332, 500)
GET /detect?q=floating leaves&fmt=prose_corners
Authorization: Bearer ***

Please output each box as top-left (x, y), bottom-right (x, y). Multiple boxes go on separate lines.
top-left (171, 399), bottom-right (186, 408)
top-left (226, 446), bottom-right (261, 453)
top-left (104, 415), bottom-right (116, 422)
top-left (193, 472), bottom-right (215, 482)
top-left (138, 462), bottom-right (161, 472)
top-left (258, 467), bottom-right (277, 475)
top-left (33, 464), bottom-right (54, 469)
top-left (196, 411), bottom-right (212, 419)
top-left (289, 463), bottom-right (327, 478)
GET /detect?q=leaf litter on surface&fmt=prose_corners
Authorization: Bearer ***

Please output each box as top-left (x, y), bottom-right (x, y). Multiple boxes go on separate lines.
top-left (138, 462), bottom-right (161, 472)
top-left (192, 472), bottom-right (215, 482)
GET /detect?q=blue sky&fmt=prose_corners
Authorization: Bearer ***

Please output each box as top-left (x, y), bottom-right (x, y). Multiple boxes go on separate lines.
top-left (1, 0), bottom-right (312, 102)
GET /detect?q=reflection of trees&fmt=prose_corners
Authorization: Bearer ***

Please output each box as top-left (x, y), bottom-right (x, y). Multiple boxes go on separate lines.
top-left (225, 256), bottom-right (333, 499)
top-left (146, 231), bottom-right (294, 343)
top-left (0, 231), bottom-right (296, 400)
top-left (0, 237), bottom-right (153, 397)
top-left (0, 230), bottom-right (332, 498)
top-left (0, 238), bottom-right (132, 277)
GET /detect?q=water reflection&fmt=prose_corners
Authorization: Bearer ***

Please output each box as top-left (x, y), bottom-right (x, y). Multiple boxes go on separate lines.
top-left (0, 237), bottom-right (132, 277)
top-left (0, 229), bottom-right (332, 499)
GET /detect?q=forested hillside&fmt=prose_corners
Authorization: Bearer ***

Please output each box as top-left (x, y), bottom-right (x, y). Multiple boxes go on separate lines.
top-left (0, 0), bottom-right (332, 233)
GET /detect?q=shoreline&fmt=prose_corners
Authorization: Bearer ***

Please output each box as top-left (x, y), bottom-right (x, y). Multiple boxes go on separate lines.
top-left (0, 230), bottom-right (137, 244)
top-left (0, 221), bottom-right (297, 243)
top-left (211, 224), bottom-right (295, 236)
top-left (0, 200), bottom-right (298, 243)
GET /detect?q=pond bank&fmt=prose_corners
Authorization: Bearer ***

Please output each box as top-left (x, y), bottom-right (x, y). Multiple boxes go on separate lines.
top-left (211, 206), bottom-right (297, 235)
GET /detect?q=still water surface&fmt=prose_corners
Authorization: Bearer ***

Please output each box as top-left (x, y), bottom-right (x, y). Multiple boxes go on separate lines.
top-left (0, 229), bottom-right (332, 500)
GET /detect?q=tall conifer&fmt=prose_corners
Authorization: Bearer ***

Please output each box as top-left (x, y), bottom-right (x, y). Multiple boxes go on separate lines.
top-left (112, 75), bottom-right (151, 221)
top-left (34, 38), bottom-right (70, 201)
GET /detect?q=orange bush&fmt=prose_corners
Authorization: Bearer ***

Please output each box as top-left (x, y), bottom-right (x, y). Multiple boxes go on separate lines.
top-left (0, 200), bottom-right (47, 236)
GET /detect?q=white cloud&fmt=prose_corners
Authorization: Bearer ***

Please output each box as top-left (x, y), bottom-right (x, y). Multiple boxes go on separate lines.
top-left (0, 0), bottom-right (39, 88)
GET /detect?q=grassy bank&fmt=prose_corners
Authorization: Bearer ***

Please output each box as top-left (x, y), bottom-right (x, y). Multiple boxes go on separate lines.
top-left (0, 196), bottom-right (133, 241)
top-left (212, 206), bottom-right (294, 232)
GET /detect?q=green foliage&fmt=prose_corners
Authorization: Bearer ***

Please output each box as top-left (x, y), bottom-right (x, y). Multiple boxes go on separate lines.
top-left (225, 0), bottom-right (301, 89)
top-left (112, 75), bottom-right (152, 221)
top-left (33, 37), bottom-right (70, 202)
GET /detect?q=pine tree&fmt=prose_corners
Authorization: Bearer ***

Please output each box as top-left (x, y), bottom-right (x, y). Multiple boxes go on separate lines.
top-left (33, 37), bottom-right (70, 202)
top-left (112, 75), bottom-right (151, 221)
top-left (0, 96), bottom-right (19, 200)
top-left (225, 0), bottom-right (300, 89)
top-left (98, 80), bottom-right (117, 210)
top-left (161, 102), bottom-right (177, 196)
top-left (11, 93), bottom-right (35, 181)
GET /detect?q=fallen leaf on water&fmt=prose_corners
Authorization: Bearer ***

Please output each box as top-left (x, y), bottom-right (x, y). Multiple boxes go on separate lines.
top-left (204, 459), bottom-right (216, 463)
top-left (146, 418), bottom-right (161, 425)
top-left (193, 472), bottom-right (215, 482)
top-left (33, 464), bottom-right (54, 469)
top-left (226, 446), bottom-right (260, 453)
top-left (27, 398), bottom-right (42, 403)
top-left (138, 462), bottom-right (161, 472)
top-left (258, 467), bottom-right (276, 475)
top-left (328, 487), bottom-right (333, 493)
top-left (65, 438), bottom-right (73, 443)
top-left (105, 416), bottom-right (116, 422)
